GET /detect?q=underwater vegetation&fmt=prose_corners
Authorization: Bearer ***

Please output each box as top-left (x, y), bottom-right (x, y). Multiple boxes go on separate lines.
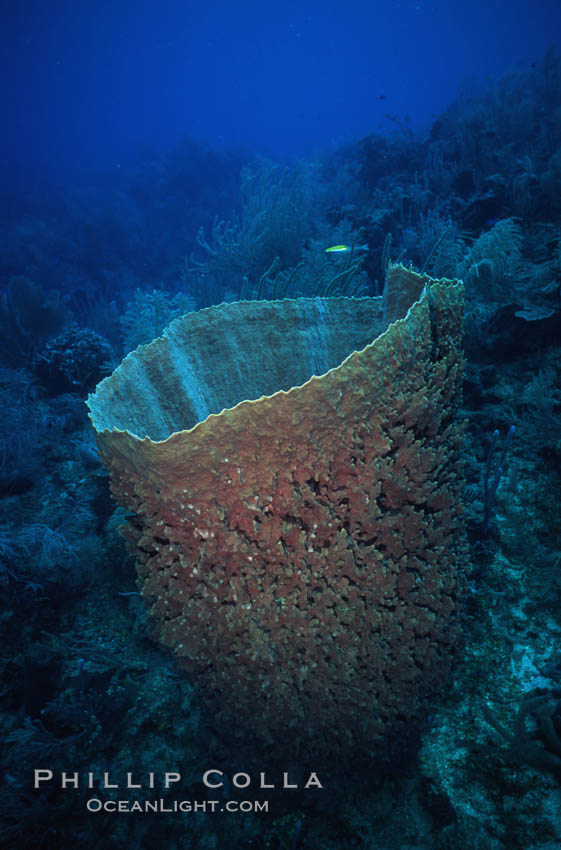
top-left (0, 49), bottom-right (560, 849)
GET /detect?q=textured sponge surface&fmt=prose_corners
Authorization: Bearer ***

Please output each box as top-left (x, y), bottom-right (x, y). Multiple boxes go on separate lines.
top-left (88, 268), bottom-right (467, 768)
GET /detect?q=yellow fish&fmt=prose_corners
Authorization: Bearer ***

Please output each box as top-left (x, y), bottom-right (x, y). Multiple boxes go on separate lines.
top-left (325, 243), bottom-right (368, 253)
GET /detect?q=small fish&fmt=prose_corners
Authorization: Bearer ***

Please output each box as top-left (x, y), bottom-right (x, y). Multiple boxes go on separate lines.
top-left (325, 243), bottom-right (368, 254)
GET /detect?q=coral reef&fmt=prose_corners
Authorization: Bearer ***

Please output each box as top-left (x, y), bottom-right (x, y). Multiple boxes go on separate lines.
top-left (2, 48), bottom-right (561, 848)
top-left (0, 276), bottom-right (69, 366)
top-left (120, 288), bottom-right (197, 353)
top-left (33, 327), bottom-right (113, 395)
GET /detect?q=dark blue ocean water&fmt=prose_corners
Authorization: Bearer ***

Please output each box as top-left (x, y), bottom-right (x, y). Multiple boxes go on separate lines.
top-left (3, 0), bottom-right (561, 179)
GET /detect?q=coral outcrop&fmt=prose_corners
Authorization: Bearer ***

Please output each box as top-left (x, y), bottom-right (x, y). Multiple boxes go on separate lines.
top-left (88, 265), bottom-right (467, 769)
top-left (34, 327), bottom-right (112, 395)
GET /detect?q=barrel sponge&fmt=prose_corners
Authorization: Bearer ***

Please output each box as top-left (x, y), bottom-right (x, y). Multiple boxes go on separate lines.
top-left (88, 265), bottom-right (468, 769)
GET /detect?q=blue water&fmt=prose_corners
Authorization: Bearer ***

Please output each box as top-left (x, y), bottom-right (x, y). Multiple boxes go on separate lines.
top-left (3, 0), bottom-right (561, 180)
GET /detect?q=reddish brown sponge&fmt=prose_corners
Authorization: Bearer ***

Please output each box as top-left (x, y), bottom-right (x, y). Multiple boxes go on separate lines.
top-left (88, 265), bottom-right (467, 769)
